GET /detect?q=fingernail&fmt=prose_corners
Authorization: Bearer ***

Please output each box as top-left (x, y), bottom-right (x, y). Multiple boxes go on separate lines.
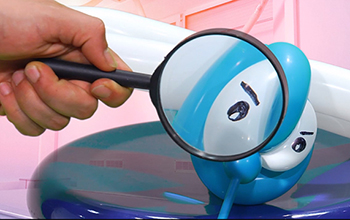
top-left (104, 48), bottom-right (118, 69)
top-left (92, 85), bottom-right (112, 98)
top-left (0, 82), bottom-right (12, 96)
top-left (25, 65), bottom-right (40, 83)
top-left (12, 70), bottom-right (25, 86)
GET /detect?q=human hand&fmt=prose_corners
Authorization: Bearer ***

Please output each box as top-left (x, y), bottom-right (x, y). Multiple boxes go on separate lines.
top-left (0, 0), bottom-right (133, 136)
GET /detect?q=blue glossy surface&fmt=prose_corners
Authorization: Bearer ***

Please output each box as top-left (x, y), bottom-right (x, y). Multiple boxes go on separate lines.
top-left (27, 122), bottom-right (350, 219)
top-left (265, 43), bottom-right (311, 148)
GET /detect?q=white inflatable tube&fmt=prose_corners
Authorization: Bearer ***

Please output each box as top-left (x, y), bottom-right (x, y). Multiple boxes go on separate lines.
top-left (308, 60), bottom-right (350, 138)
top-left (71, 6), bottom-right (193, 74)
top-left (105, 32), bottom-right (176, 74)
top-left (71, 6), bottom-right (350, 138)
top-left (71, 6), bottom-right (194, 45)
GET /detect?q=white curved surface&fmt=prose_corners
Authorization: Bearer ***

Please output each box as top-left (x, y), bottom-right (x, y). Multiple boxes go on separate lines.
top-left (72, 6), bottom-right (193, 74)
top-left (260, 101), bottom-right (317, 172)
top-left (309, 60), bottom-right (350, 138)
top-left (71, 6), bottom-right (194, 45)
top-left (105, 32), bottom-right (176, 74)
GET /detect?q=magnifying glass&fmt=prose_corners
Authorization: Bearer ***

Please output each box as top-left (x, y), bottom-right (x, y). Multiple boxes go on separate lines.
top-left (39, 28), bottom-right (288, 162)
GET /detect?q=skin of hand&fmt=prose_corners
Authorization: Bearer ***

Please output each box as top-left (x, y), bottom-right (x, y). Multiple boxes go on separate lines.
top-left (0, 0), bottom-right (133, 136)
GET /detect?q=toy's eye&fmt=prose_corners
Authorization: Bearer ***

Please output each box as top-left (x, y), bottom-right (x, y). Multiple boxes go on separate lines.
top-left (226, 81), bottom-right (260, 122)
top-left (292, 137), bottom-right (306, 153)
top-left (227, 101), bottom-right (249, 121)
top-left (260, 101), bottom-right (317, 172)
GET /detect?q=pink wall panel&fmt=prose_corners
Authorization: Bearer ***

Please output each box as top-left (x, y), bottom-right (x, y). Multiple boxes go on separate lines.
top-left (178, 0), bottom-right (274, 43)
top-left (298, 0), bottom-right (350, 69)
top-left (0, 117), bottom-right (40, 182)
top-left (185, 0), bottom-right (272, 31)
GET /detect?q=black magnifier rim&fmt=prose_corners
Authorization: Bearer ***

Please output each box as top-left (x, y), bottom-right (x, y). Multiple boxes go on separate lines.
top-left (150, 28), bottom-right (288, 162)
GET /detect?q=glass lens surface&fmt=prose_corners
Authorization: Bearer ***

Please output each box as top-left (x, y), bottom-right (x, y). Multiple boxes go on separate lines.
top-left (159, 33), bottom-right (285, 159)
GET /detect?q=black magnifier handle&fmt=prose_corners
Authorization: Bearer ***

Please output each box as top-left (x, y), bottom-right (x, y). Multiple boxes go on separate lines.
top-left (38, 58), bottom-right (152, 90)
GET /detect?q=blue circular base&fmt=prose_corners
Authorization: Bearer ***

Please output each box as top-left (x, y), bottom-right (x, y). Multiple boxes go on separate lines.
top-left (27, 121), bottom-right (350, 219)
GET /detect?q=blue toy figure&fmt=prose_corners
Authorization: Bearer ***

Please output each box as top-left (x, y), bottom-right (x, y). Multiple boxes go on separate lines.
top-left (26, 29), bottom-right (318, 219)
top-left (175, 42), bottom-right (317, 218)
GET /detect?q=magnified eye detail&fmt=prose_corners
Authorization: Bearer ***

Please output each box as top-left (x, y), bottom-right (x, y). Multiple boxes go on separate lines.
top-left (241, 81), bottom-right (260, 106)
top-left (227, 101), bottom-right (250, 121)
top-left (292, 137), bottom-right (306, 153)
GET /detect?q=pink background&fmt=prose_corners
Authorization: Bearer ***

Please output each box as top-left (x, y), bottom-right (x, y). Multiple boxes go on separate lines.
top-left (0, 0), bottom-right (349, 217)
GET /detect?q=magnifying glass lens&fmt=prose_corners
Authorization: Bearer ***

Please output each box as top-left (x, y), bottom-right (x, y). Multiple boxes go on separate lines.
top-left (157, 31), bottom-right (287, 161)
top-left (40, 29), bottom-right (287, 162)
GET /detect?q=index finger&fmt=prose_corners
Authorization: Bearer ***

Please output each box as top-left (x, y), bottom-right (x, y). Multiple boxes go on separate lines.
top-left (55, 7), bottom-right (118, 71)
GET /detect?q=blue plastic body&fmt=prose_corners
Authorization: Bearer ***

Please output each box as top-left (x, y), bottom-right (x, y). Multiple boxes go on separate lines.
top-left (265, 42), bottom-right (311, 149)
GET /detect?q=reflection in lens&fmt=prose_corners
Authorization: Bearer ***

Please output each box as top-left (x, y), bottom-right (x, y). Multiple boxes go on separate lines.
top-left (158, 32), bottom-right (284, 159)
